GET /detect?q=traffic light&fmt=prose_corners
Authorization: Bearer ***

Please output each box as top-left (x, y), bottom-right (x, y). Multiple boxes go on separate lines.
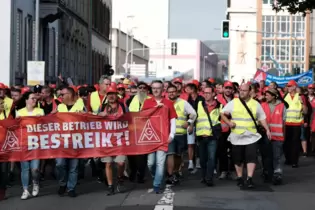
top-left (103, 64), bottom-right (114, 76)
top-left (171, 42), bottom-right (177, 55)
top-left (221, 20), bottom-right (230, 39)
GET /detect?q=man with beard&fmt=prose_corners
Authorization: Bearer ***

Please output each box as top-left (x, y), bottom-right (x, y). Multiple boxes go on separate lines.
top-left (142, 80), bottom-right (177, 193)
top-left (125, 82), bottom-right (151, 183)
top-left (172, 78), bottom-right (188, 100)
top-left (99, 86), bottom-right (127, 195)
top-left (220, 84), bottom-right (271, 189)
top-left (166, 84), bottom-right (196, 184)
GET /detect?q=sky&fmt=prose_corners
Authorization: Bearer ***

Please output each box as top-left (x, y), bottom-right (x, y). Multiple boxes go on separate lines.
top-left (169, 0), bottom-right (227, 41)
top-left (112, 0), bottom-right (227, 45)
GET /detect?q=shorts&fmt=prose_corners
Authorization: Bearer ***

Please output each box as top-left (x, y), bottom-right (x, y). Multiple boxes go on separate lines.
top-left (167, 134), bottom-right (186, 155)
top-left (187, 129), bottom-right (195, 145)
top-left (232, 142), bottom-right (257, 165)
top-left (101, 155), bottom-right (126, 163)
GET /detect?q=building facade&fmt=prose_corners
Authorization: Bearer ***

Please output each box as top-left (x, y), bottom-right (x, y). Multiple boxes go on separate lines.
top-left (227, 0), bottom-right (310, 82)
top-left (1, 0), bottom-right (111, 86)
top-left (149, 39), bottom-right (219, 80)
top-left (111, 28), bottom-right (149, 76)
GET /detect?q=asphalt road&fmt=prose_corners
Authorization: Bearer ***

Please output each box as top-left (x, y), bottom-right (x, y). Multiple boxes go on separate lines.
top-left (1, 157), bottom-right (315, 210)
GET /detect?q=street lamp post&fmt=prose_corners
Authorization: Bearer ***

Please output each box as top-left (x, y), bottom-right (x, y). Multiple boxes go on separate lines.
top-left (203, 56), bottom-right (207, 80)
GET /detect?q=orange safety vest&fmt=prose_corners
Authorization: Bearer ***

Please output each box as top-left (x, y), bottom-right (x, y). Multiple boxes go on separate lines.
top-left (217, 94), bottom-right (230, 133)
top-left (261, 102), bottom-right (285, 141)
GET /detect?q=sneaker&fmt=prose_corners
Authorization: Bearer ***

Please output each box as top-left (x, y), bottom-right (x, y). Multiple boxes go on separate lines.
top-left (190, 168), bottom-right (198, 174)
top-left (188, 161), bottom-right (194, 171)
top-left (107, 185), bottom-right (115, 196)
top-left (196, 158), bottom-right (201, 169)
top-left (58, 186), bottom-right (66, 196)
top-left (68, 190), bottom-right (77, 197)
top-left (32, 184), bottom-right (39, 197)
top-left (21, 190), bottom-right (31, 200)
top-left (246, 177), bottom-right (255, 189)
top-left (219, 172), bottom-right (228, 180)
top-left (206, 179), bottom-right (214, 187)
top-left (236, 177), bottom-right (244, 188)
top-left (116, 180), bottom-right (126, 193)
top-left (166, 175), bottom-right (173, 185)
top-left (302, 152), bottom-right (307, 157)
top-left (272, 173), bottom-right (283, 185)
top-left (153, 186), bottom-right (162, 194)
top-left (229, 172), bottom-right (238, 180)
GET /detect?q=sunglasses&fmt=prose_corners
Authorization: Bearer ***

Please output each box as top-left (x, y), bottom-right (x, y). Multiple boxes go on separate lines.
top-left (138, 86), bottom-right (147, 90)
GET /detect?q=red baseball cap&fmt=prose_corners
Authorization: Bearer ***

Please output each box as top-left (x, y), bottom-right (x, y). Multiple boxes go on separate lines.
top-left (106, 86), bottom-right (118, 94)
top-left (208, 78), bottom-right (215, 84)
top-left (188, 79), bottom-right (199, 88)
top-left (224, 81), bottom-right (233, 88)
top-left (117, 84), bottom-right (125, 89)
top-left (70, 86), bottom-right (78, 93)
top-left (49, 84), bottom-right (57, 89)
top-left (111, 82), bottom-right (117, 88)
top-left (172, 78), bottom-right (183, 84)
top-left (308, 84), bottom-right (315, 89)
top-left (0, 83), bottom-right (5, 89)
top-left (287, 80), bottom-right (297, 87)
top-left (21, 87), bottom-right (30, 94)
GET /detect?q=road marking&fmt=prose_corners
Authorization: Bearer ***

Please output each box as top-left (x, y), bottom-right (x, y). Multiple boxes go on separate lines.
top-left (154, 185), bottom-right (175, 210)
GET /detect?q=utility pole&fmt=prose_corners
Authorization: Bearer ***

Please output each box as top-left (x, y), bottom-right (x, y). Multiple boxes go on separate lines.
top-left (35, 0), bottom-right (40, 61)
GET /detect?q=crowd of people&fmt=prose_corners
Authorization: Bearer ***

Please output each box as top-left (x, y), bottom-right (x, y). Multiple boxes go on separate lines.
top-left (0, 76), bottom-right (314, 201)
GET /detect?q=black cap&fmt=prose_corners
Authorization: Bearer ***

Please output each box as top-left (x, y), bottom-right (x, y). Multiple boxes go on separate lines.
top-left (137, 81), bottom-right (148, 88)
top-left (33, 85), bottom-right (42, 93)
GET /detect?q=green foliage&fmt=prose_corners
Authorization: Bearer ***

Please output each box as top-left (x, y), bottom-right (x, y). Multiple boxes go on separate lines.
top-left (273, 0), bottom-right (314, 16)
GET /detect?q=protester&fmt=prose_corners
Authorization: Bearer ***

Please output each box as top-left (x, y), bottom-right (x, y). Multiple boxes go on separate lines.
top-left (142, 80), bottom-right (177, 193)
top-left (56, 86), bottom-right (86, 197)
top-left (220, 84), bottom-right (271, 189)
top-left (195, 86), bottom-right (221, 186)
top-left (0, 97), bottom-right (8, 201)
top-left (99, 86), bottom-right (127, 195)
top-left (167, 84), bottom-right (196, 185)
top-left (16, 91), bottom-right (45, 200)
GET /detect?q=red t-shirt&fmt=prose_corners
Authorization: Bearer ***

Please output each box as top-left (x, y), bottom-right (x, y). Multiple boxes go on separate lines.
top-left (142, 97), bottom-right (177, 120)
top-left (179, 92), bottom-right (189, 100)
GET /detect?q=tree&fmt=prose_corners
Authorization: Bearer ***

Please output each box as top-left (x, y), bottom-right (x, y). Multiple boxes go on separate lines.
top-left (273, 0), bottom-right (314, 16)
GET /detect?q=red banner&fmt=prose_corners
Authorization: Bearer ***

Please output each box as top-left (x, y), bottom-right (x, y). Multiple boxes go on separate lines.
top-left (0, 107), bottom-right (170, 162)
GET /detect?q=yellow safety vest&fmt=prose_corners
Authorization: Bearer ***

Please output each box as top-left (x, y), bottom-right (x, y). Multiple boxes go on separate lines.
top-left (57, 100), bottom-right (85, 113)
top-left (90, 91), bottom-right (107, 113)
top-left (284, 93), bottom-right (303, 123)
top-left (174, 99), bottom-right (187, 134)
top-left (129, 95), bottom-right (150, 112)
top-left (196, 101), bottom-right (220, 136)
top-left (0, 112), bottom-right (6, 120)
top-left (17, 107), bottom-right (44, 117)
top-left (231, 98), bottom-right (258, 134)
top-left (4, 97), bottom-right (13, 117)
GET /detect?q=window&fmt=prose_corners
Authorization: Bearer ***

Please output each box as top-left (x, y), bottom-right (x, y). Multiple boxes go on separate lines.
top-left (262, 16), bottom-right (275, 37)
top-left (277, 16), bottom-right (290, 37)
top-left (25, 15), bottom-right (33, 71)
top-left (16, 9), bottom-right (23, 73)
top-left (261, 40), bottom-right (275, 62)
top-left (276, 40), bottom-right (290, 61)
top-left (263, 0), bottom-right (270, 4)
top-left (292, 16), bottom-right (305, 37)
top-left (292, 40), bottom-right (305, 62)
top-left (278, 63), bottom-right (289, 74)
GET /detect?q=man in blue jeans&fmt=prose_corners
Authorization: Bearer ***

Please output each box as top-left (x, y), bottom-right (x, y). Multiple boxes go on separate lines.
top-left (56, 86), bottom-right (85, 197)
top-left (195, 86), bottom-right (221, 186)
top-left (141, 80), bottom-right (177, 193)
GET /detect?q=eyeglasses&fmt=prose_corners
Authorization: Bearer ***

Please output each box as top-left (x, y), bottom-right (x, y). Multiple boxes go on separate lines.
top-left (138, 86), bottom-right (147, 90)
top-left (167, 91), bottom-right (176, 94)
